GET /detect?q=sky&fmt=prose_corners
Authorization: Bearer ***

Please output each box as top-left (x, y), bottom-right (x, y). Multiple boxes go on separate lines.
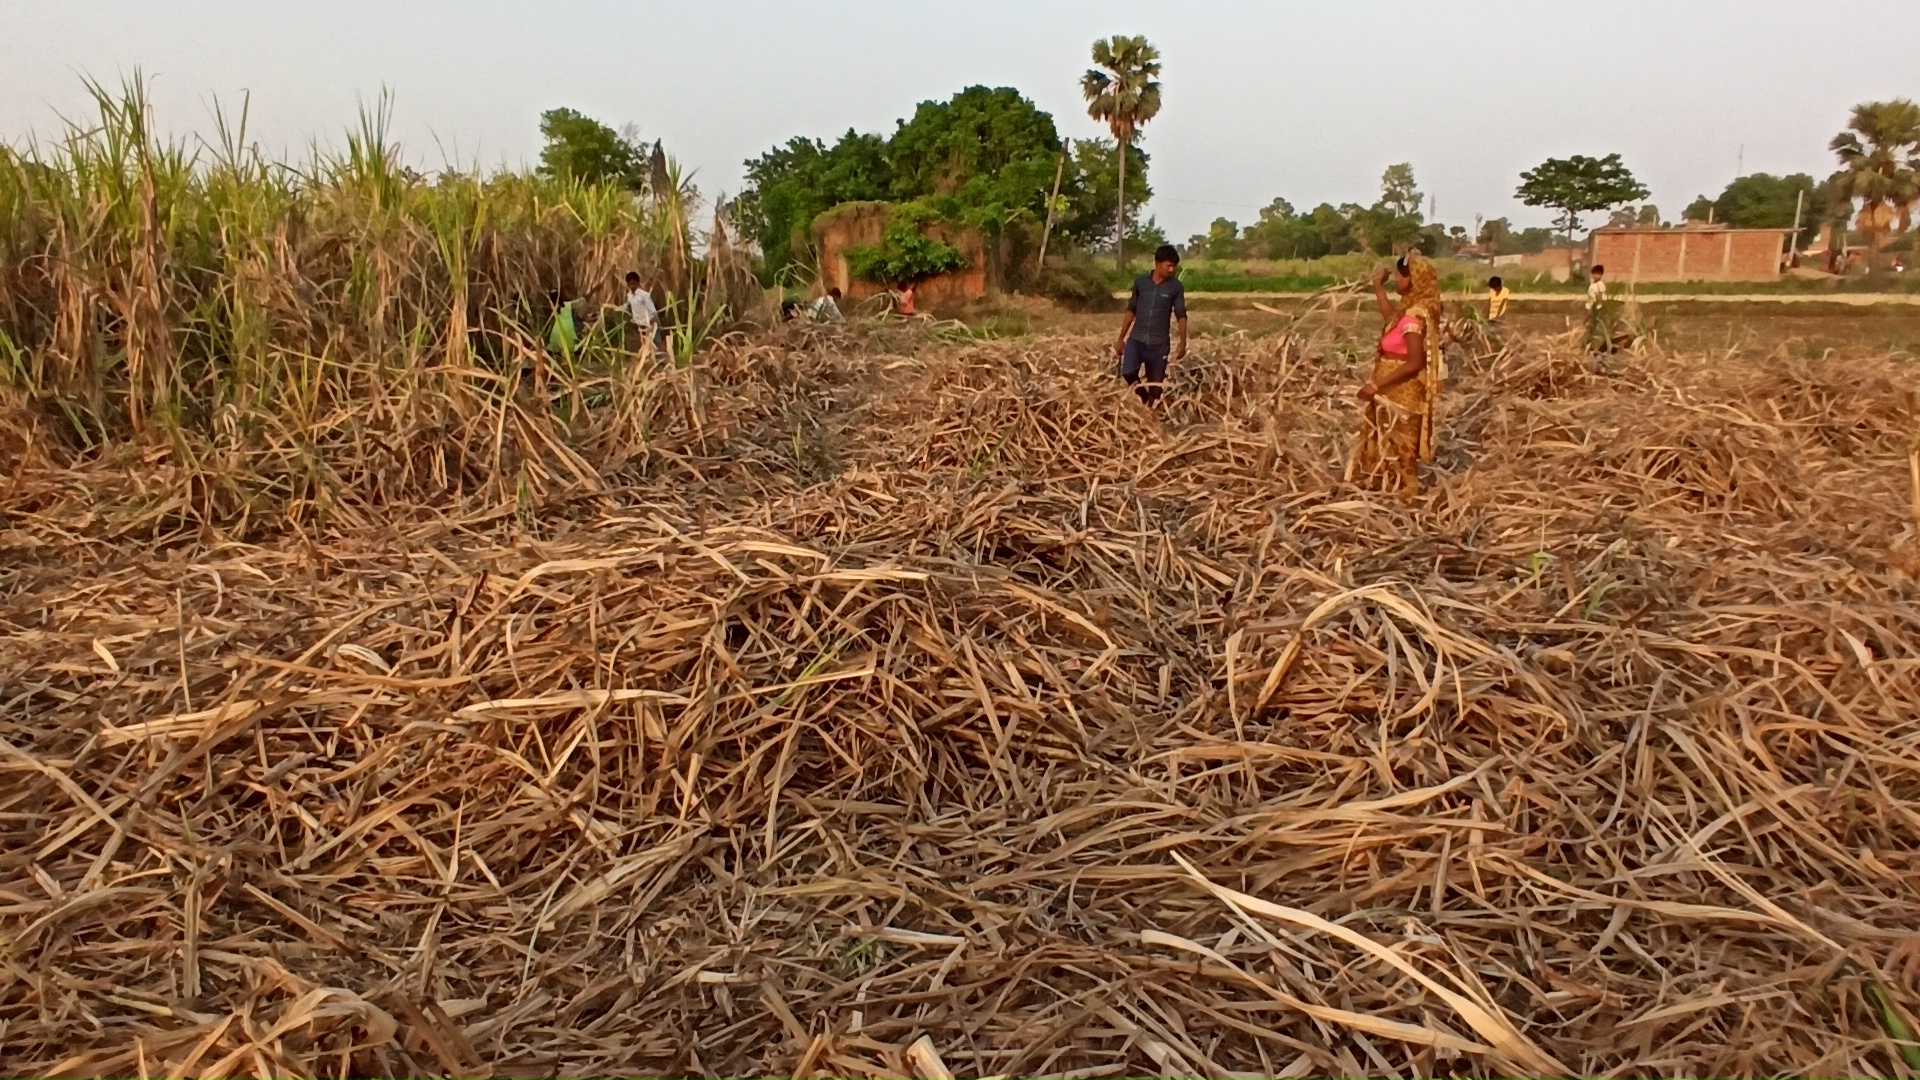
top-left (2, 0), bottom-right (1912, 240)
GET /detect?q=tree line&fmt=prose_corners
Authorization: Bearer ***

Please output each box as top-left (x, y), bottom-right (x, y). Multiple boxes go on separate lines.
top-left (534, 71), bottom-right (1920, 281)
top-left (729, 34), bottom-right (1174, 286)
top-left (730, 86), bottom-right (1161, 280)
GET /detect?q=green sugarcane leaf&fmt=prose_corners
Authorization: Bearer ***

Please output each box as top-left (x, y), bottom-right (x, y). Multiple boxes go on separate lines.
top-left (1866, 982), bottom-right (1920, 1072)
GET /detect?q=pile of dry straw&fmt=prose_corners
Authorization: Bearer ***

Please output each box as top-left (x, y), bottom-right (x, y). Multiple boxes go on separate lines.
top-left (5, 310), bottom-right (1920, 1078)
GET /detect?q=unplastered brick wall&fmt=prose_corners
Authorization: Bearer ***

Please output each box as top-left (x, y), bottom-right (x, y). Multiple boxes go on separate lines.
top-left (1591, 230), bottom-right (1785, 282)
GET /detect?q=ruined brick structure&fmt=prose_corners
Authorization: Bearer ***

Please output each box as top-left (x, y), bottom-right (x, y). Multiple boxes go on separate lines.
top-left (811, 203), bottom-right (991, 311)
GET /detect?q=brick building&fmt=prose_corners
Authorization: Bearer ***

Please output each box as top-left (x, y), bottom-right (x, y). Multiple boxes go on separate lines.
top-left (1589, 226), bottom-right (1791, 283)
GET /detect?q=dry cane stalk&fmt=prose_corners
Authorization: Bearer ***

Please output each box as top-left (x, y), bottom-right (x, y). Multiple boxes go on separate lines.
top-left (8, 301), bottom-right (1920, 1080)
top-left (1908, 390), bottom-right (1920, 533)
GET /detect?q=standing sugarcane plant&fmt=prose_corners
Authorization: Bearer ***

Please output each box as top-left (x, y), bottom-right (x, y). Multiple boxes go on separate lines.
top-left (0, 73), bottom-right (757, 532)
top-left (1081, 35), bottom-right (1162, 273)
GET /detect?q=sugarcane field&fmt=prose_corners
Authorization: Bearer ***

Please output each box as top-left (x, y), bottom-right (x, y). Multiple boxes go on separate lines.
top-left (6, 7), bottom-right (1920, 1079)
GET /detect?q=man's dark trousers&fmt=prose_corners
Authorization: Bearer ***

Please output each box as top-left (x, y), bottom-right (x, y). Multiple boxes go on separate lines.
top-left (1121, 338), bottom-right (1168, 405)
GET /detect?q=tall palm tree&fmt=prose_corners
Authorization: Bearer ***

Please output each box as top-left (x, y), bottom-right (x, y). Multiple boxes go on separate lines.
top-left (1829, 98), bottom-right (1920, 270)
top-left (1081, 35), bottom-right (1162, 272)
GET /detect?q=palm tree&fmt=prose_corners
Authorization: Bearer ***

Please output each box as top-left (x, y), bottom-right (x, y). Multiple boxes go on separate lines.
top-left (1081, 35), bottom-right (1162, 273)
top-left (1829, 99), bottom-right (1920, 270)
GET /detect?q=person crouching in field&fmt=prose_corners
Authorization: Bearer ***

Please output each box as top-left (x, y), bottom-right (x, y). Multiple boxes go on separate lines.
top-left (1115, 244), bottom-right (1188, 408)
top-left (1349, 252), bottom-right (1444, 499)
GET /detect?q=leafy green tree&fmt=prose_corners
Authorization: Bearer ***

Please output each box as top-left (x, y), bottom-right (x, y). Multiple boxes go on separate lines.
top-left (1244, 197), bottom-right (1321, 259)
top-left (845, 203), bottom-right (967, 287)
top-left (1238, 192), bottom-right (1413, 259)
top-left (1377, 163), bottom-right (1422, 219)
top-left (888, 86), bottom-right (1061, 216)
top-left (736, 131), bottom-right (891, 273)
top-left (1239, 197), bottom-right (1288, 257)
top-left (1812, 176), bottom-right (1855, 238)
top-left (1132, 216), bottom-right (1169, 251)
top-left (1829, 99), bottom-right (1920, 266)
top-left (1410, 223), bottom-right (1450, 257)
top-left (537, 108), bottom-right (646, 189)
top-left (1514, 227), bottom-right (1560, 253)
top-left (1477, 216), bottom-right (1558, 255)
top-left (1353, 163), bottom-right (1425, 254)
top-left (1606, 204), bottom-right (1662, 228)
top-left (737, 86), bottom-right (1069, 276)
top-left (1516, 153), bottom-right (1651, 239)
top-left (1685, 173), bottom-right (1818, 243)
top-left (1312, 204), bottom-right (1364, 256)
top-left (1056, 137), bottom-right (1152, 250)
top-left (1203, 216), bottom-right (1243, 259)
top-left (1082, 35), bottom-right (1163, 271)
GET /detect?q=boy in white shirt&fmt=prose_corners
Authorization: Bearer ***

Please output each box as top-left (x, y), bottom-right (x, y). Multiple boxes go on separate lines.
top-left (810, 287), bottom-right (845, 324)
top-left (624, 271), bottom-right (661, 352)
top-left (1584, 265), bottom-right (1612, 354)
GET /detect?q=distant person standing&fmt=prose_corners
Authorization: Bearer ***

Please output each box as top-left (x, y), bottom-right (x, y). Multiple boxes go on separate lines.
top-left (897, 283), bottom-right (918, 317)
top-left (1584, 264), bottom-right (1611, 353)
top-left (624, 271), bottom-right (661, 352)
top-left (547, 290), bottom-right (578, 360)
top-left (1350, 253), bottom-right (1443, 499)
top-left (1114, 244), bottom-right (1189, 408)
top-left (1486, 276), bottom-right (1511, 324)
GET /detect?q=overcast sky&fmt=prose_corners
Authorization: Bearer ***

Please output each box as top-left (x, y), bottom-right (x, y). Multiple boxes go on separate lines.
top-left (2, 0), bottom-right (1910, 239)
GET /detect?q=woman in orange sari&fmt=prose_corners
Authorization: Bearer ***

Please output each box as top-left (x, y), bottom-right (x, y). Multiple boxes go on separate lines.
top-left (1349, 252), bottom-right (1444, 498)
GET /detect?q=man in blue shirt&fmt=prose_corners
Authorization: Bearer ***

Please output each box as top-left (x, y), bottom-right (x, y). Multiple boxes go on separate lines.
top-left (1116, 244), bottom-right (1188, 407)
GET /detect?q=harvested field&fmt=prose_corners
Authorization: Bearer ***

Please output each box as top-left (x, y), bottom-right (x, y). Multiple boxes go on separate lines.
top-left (5, 315), bottom-right (1920, 1078)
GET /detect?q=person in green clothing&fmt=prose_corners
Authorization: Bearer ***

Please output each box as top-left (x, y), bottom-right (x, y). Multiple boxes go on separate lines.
top-left (546, 290), bottom-right (579, 365)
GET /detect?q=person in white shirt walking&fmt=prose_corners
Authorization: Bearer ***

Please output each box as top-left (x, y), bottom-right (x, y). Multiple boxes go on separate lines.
top-left (624, 271), bottom-right (662, 355)
top-left (1584, 264), bottom-right (1612, 353)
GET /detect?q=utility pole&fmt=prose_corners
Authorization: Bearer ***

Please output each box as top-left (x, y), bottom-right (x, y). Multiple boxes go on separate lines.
top-left (1737, 143), bottom-right (1744, 177)
top-left (1036, 151), bottom-right (1067, 274)
top-left (1789, 187), bottom-right (1805, 263)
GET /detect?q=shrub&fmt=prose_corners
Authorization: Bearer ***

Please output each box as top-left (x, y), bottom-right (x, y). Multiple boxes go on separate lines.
top-left (844, 203), bottom-right (967, 288)
top-left (1032, 253), bottom-right (1121, 312)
